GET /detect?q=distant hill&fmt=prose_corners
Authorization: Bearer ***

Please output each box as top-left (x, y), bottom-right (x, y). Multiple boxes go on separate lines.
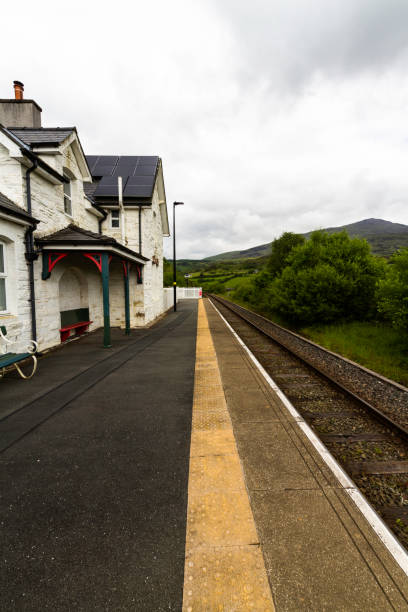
top-left (204, 242), bottom-right (272, 261)
top-left (204, 218), bottom-right (408, 260)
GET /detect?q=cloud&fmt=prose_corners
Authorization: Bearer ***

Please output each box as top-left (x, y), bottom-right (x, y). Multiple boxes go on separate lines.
top-left (211, 0), bottom-right (408, 91)
top-left (2, 0), bottom-right (408, 259)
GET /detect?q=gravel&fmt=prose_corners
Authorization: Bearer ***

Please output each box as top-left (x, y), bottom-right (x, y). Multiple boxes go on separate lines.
top-left (212, 295), bottom-right (408, 551)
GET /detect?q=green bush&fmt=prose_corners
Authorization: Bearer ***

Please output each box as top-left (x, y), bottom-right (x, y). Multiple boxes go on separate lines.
top-left (268, 232), bottom-right (305, 277)
top-left (377, 249), bottom-right (408, 332)
top-left (269, 231), bottom-right (383, 325)
top-left (231, 278), bottom-right (256, 304)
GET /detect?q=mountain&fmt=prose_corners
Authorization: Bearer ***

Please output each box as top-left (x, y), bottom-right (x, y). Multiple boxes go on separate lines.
top-left (203, 242), bottom-right (272, 261)
top-left (204, 218), bottom-right (408, 260)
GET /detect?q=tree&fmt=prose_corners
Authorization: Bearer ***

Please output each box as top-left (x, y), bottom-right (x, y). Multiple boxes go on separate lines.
top-left (163, 258), bottom-right (186, 288)
top-left (377, 249), bottom-right (408, 332)
top-left (269, 231), bottom-right (383, 325)
top-left (268, 232), bottom-right (305, 277)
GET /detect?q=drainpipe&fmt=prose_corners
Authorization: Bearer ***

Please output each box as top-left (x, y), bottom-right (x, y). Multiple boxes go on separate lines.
top-left (138, 205), bottom-right (142, 253)
top-left (98, 206), bottom-right (108, 234)
top-left (118, 176), bottom-right (127, 245)
top-left (24, 159), bottom-right (38, 342)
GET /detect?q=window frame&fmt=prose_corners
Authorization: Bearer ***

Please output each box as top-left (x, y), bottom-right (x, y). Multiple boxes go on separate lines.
top-left (110, 209), bottom-right (120, 229)
top-left (0, 241), bottom-right (8, 314)
top-left (63, 178), bottom-right (72, 217)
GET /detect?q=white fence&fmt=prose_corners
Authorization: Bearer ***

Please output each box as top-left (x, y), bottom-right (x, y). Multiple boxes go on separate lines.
top-left (163, 287), bottom-right (202, 310)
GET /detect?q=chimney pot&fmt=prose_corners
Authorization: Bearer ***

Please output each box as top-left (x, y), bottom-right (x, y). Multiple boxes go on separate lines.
top-left (13, 80), bottom-right (24, 100)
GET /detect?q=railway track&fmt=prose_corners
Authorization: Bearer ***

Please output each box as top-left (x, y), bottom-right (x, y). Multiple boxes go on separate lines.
top-left (208, 294), bottom-right (408, 549)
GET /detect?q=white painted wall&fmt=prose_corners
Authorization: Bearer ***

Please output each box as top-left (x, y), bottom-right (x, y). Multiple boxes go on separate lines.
top-left (0, 217), bottom-right (32, 353)
top-left (0, 133), bottom-right (168, 352)
top-left (100, 185), bottom-right (165, 326)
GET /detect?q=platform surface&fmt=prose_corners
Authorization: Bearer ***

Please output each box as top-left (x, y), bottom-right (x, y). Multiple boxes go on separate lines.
top-left (204, 298), bottom-right (408, 611)
top-left (1, 297), bottom-right (408, 610)
top-left (0, 301), bottom-right (198, 611)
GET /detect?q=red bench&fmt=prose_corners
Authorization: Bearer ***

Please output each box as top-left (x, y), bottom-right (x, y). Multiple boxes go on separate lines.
top-left (59, 320), bottom-right (92, 342)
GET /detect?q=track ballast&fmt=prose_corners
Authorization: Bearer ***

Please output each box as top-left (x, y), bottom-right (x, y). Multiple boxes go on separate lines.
top-left (209, 294), bottom-right (408, 548)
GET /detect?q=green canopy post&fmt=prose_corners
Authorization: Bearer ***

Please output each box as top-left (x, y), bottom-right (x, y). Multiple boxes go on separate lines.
top-left (101, 252), bottom-right (111, 348)
top-left (124, 261), bottom-right (130, 335)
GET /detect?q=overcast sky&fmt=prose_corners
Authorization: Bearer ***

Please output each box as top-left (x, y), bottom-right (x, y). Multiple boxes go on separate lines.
top-left (2, 0), bottom-right (408, 258)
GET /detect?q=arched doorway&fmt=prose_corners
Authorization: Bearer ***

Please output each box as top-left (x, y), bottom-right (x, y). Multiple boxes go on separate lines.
top-left (58, 267), bottom-right (89, 339)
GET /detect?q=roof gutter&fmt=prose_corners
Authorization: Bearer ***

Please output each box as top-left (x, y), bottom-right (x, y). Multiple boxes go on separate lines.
top-left (22, 148), bottom-right (67, 184)
top-left (0, 126), bottom-right (66, 184)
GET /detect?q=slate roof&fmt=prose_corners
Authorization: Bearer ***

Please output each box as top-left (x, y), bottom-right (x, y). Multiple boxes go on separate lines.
top-left (0, 191), bottom-right (38, 224)
top-left (9, 127), bottom-right (75, 147)
top-left (36, 224), bottom-right (148, 261)
top-left (86, 155), bottom-right (160, 201)
top-left (83, 182), bottom-right (98, 200)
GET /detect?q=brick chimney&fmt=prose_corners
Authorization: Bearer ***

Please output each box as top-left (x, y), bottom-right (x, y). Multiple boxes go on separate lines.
top-left (13, 80), bottom-right (24, 100)
top-left (0, 81), bottom-right (42, 128)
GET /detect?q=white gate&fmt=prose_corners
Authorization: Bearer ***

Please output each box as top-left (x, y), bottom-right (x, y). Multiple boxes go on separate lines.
top-left (163, 287), bottom-right (202, 310)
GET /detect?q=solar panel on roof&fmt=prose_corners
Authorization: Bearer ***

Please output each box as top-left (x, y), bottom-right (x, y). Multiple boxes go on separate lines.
top-left (133, 164), bottom-right (157, 176)
top-left (125, 175), bottom-right (155, 186)
top-left (87, 156), bottom-right (118, 173)
top-left (112, 162), bottom-right (138, 177)
top-left (118, 156), bottom-right (139, 162)
top-left (92, 165), bottom-right (116, 177)
top-left (94, 176), bottom-right (129, 197)
top-left (86, 156), bottom-right (98, 167)
top-left (123, 183), bottom-right (154, 198)
top-left (138, 157), bottom-right (158, 164)
top-left (87, 155), bottom-right (158, 200)
top-left (96, 156), bottom-right (118, 164)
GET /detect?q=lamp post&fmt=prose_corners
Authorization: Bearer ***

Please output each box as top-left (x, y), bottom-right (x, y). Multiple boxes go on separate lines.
top-left (173, 201), bottom-right (184, 311)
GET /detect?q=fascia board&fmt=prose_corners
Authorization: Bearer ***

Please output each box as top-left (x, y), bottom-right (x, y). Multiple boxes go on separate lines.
top-left (85, 203), bottom-right (105, 218)
top-left (155, 163), bottom-right (169, 236)
top-left (0, 130), bottom-right (24, 159)
top-left (61, 133), bottom-right (92, 181)
top-left (40, 244), bottom-right (148, 264)
top-left (0, 211), bottom-right (32, 227)
top-left (35, 165), bottom-right (61, 185)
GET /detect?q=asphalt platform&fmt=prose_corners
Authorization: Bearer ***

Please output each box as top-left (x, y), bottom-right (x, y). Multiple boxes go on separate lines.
top-left (2, 297), bottom-right (408, 611)
top-left (0, 300), bottom-right (198, 611)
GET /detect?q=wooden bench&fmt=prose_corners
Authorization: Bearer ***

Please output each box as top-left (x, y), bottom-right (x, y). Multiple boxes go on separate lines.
top-left (60, 320), bottom-right (92, 342)
top-left (59, 308), bottom-right (92, 342)
top-left (0, 325), bottom-right (38, 379)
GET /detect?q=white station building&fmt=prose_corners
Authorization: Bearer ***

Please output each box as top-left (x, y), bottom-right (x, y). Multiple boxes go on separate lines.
top-left (0, 81), bottom-right (169, 352)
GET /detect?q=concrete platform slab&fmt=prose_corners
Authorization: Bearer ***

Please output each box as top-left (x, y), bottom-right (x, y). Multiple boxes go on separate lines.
top-left (182, 300), bottom-right (275, 611)
top-left (235, 421), bottom-right (320, 491)
top-left (204, 298), bottom-right (408, 611)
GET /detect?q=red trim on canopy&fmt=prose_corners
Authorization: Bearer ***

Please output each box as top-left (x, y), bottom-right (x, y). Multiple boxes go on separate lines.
top-left (49, 252), bottom-right (68, 273)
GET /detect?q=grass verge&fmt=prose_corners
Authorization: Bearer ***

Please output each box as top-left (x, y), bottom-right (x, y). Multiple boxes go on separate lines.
top-left (300, 321), bottom-right (408, 387)
top-left (213, 293), bottom-right (408, 388)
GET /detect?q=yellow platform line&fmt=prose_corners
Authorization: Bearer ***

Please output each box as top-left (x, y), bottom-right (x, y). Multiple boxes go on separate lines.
top-left (182, 300), bottom-right (275, 612)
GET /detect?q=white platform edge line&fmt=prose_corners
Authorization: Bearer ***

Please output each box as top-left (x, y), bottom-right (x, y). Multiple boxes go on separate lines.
top-left (209, 299), bottom-right (408, 576)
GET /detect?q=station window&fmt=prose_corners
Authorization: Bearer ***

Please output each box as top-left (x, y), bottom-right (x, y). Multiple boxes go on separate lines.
top-left (63, 178), bottom-right (72, 216)
top-left (111, 210), bottom-right (120, 228)
top-left (0, 242), bottom-right (7, 312)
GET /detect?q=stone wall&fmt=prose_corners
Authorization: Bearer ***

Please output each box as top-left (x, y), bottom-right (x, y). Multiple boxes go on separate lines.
top-left (0, 217), bottom-right (32, 353)
top-left (33, 144), bottom-right (99, 237)
top-left (143, 186), bottom-right (165, 323)
top-left (100, 186), bottom-right (165, 326)
top-left (0, 134), bottom-right (167, 353)
top-left (0, 143), bottom-right (25, 207)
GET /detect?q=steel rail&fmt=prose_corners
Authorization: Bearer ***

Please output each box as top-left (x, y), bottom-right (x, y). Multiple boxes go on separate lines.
top-left (208, 294), bottom-right (408, 441)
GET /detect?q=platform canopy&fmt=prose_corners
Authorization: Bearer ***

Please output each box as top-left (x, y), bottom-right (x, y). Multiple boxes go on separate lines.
top-left (36, 224), bottom-right (148, 265)
top-left (36, 224), bottom-right (148, 348)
